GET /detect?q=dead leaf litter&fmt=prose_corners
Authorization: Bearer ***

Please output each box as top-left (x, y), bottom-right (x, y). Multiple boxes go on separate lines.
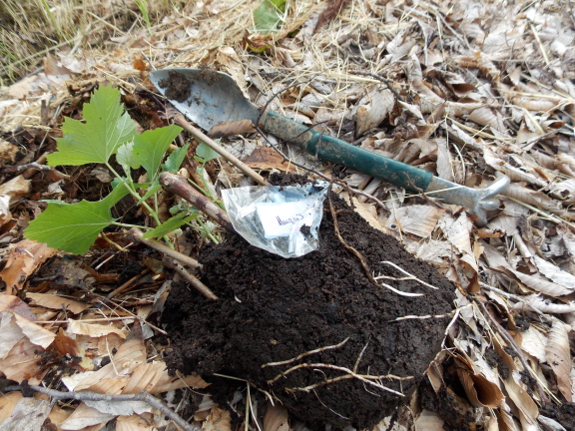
top-left (0, 0), bottom-right (575, 429)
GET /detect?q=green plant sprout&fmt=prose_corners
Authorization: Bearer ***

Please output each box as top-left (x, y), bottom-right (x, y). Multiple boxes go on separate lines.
top-left (134, 0), bottom-right (153, 34)
top-left (25, 85), bottom-right (198, 254)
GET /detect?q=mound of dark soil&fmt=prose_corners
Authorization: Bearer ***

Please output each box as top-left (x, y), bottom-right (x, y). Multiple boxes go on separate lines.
top-left (162, 189), bottom-right (455, 429)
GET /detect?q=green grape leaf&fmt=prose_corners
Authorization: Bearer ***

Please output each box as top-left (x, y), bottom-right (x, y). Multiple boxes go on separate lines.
top-left (163, 143), bottom-right (190, 173)
top-left (25, 183), bottom-right (130, 254)
top-left (132, 125), bottom-right (182, 180)
top-left (142, 212), bottom-right (198, 239)
top-left (196, 142), bottom-right (222, 162)
top-left (253, 0), bottom-right (286, 34)
top-left (47, 86), bottom-right (137, 166)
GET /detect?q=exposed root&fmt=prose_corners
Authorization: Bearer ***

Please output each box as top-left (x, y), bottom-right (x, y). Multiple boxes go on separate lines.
top-left (275, 363), bottom-right (413, 397)
top-left (328, 194), bottom-right (422, 297)
top-left (262, 337), bottom-right (350, 368)
top-left (377, 260), bottom-right (439, 290)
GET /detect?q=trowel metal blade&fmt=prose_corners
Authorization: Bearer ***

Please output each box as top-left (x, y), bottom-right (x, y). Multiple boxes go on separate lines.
top-left (149, 68), bottom-right (261, 132)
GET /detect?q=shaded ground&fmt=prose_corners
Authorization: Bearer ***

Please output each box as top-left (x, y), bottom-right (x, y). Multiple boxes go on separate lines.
top-left (162, 178), bottom-right (456, 429)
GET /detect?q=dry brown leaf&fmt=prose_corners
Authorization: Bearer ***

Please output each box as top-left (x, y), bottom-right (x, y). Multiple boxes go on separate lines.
top-left (414, 409), bottom-right (445, 431)
top-left (512, 294), bottom-right (575, 314)
top-left (0, 312), bottom-right (25, 359)
top-left (350, 197), bottom-right (388, 234)
top-left (0, 336), bottom-right (45, 382)
top-left (74, 325), bottom-right (147, 392)
top-left (0, 195), bottom-right (11, 227)
top-left (456, 365), bottom-right (505, 408)
top-left (67, 320), bottom-right (127, 339)
top-left (0, 397), bottom-right (51, 431)
top-left (27, 293), bottom-right (91, 314)
top-left (532, 255), bottom-right (575, 290)
top-left (492, 335), bottom-right (539, 426)
top-left (13, 312), bottom-right (55, 349)
top-left (59, 402), bottom-right (114, 431)
top-left (520, 326), bottom-right (547, 363)
top-left (0, 141), bottom-right (19, 163)
top-left (0, 240), bottom-right (57, 294)
top-left (208, 119), bottom-right (256, 138)
top-left (264, 405), bottom-right (290, 431)
top-left (0, 295), bottom-right (37, 320)
top-left (203, 405), bottom-right (232, 431)
top-left (468, 107), bottom-right (504, 133)
top-left (0, 392), bottom-right (23, 423)
top-left (512, 97), bottom-right (557, 112)
top-left (244, 146), bottom-right (296, 172)
top-left (7, 76), bottom-right (36, 100)
top-left (314, 0), bottom-right (351, 33)
top-left (116, 414), bottom-right (155, 431)
top-left (387, 205), bottom-right (446, 237)
top-left (545, 318), bottom-right (573, 402)
top-left (121, 362), bottom-right (209, 394)
top-left (53, 327), bottom-right (81, 357)
top-left (44, 53), bottom-right (73, 79)
top-left (356, 88), bottom-right (394, 136)
top-left (435, 138), bottom-right (453, 181)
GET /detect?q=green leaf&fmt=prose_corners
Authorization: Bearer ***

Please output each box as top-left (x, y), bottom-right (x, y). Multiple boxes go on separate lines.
top-left (196, 142), bottom-right (221, 162)
top-left (132, 125), bottom-right (182, 179)
top-left (163, 143), bottom-right (190, 173)
top-left (142, 212), bottom-right (198, 239)
top-left (25, 183), bottom-right (130, 254)
top-left (136, 179), bottom-right (162, 206)
top-left (47, 86), bottom-right (137, 166)
top-left (253, 0), bottom-right (286, 34)
top-left (117, 141), bottom-right (139, 176)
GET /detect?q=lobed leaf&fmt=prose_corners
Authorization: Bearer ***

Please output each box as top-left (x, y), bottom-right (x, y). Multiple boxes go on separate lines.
top-left (132, 125), bottom-right (182, 180)
top-left (25, 184), bottom-right (130, 254)
top-left (47, 86), bottom-right (137, 166)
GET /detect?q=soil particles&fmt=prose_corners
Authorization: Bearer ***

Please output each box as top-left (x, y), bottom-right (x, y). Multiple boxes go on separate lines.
top-left (163, 179), bottom-right (456, 429)
top-left (158, 71), bottom-right (192, 103)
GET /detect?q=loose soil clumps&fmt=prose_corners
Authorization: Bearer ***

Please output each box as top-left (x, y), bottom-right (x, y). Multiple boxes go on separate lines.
top-left (163, 181), bottom-right (456, 429)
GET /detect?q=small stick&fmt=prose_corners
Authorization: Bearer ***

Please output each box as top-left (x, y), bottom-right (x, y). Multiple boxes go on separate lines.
top-left (170, 109), bottom-right (268, 186)
top-left (160, 172), bottom-right (234, 232)
top-left (129, 228), bottom-right (203, 270)
top-left (163, 258), bottom-right (218, 300)
top-left (262, 337), bottom-right (350, 368)
top-left (3, 385), bottom-right (200, 431)
top-left (106, 268), bottom-right (151, 300)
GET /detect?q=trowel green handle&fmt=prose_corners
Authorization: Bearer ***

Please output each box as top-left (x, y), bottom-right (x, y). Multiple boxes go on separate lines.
top-left (261, 111), bottom-right (511, 226)
top-left (261, 111), bottom-right (432, 191)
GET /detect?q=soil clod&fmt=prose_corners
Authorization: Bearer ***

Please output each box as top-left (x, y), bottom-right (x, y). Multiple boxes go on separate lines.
top-left (158, 71), bottom-right (192, 103)
top-left (162, 179), bottom-right (456, 429)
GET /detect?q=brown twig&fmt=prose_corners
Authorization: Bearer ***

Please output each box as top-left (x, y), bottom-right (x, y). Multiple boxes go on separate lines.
top-left (3, 385), bottom-right (201, 431)
top-left (106, 268), bottom-right (151, 300)
top-left (160, 172), bottom-right (234, 232)
top-left (128, 228), bottom-right (203, 270)
top-left (170, 109), bottom-right (268, 186)
top-left (163, 258), bottom-right (218, 300)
